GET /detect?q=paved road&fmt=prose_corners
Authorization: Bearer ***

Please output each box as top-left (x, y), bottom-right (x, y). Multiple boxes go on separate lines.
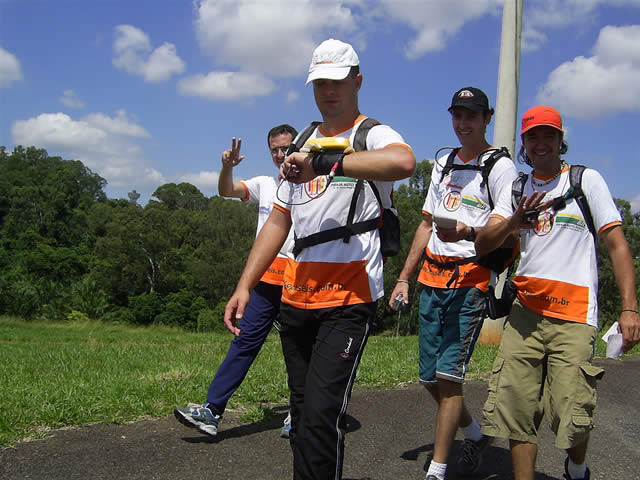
top-left (2, 356), bottom-right (638, 479)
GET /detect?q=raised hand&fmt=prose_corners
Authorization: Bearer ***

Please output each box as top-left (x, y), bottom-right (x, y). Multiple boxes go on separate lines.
top-left (221, 137), bottom-right (244, 168)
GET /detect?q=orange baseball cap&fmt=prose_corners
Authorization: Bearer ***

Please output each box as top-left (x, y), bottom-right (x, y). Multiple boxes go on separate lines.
top-left (521, 105), bottom-right (563, 135)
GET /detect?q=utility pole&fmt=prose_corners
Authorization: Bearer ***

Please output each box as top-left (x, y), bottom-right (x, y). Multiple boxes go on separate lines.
top-left (479, 0), bottom-right (524, 345)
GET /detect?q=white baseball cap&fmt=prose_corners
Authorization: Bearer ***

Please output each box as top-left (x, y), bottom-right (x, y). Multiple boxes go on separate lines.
top-left (306, 39), bottom-right (359, 85)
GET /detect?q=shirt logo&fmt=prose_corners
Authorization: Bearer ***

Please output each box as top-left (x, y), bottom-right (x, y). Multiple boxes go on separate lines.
top-left (305, 176), bottom-right (328, 198)
top-left (534, 211), bottom-right (554, 236)
top-left (443, 191), bottom-right (461, 211)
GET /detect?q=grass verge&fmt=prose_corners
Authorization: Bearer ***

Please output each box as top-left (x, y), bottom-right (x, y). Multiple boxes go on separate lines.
top-left (1, 316), bottom-right (636, 447)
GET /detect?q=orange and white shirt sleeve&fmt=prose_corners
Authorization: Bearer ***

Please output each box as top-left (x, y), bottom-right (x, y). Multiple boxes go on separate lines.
top-left (240, 176), bottom-right (293, 286)
top-left (514, 167), bottom-right (621, 327)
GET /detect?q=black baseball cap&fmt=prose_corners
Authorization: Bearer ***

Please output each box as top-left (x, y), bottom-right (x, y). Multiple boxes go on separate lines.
top-left (448, 87), bottom-right (490, 113)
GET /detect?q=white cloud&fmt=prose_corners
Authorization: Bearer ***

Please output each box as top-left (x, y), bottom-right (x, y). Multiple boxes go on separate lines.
top-left (84, 109), bottom-right (151, 138)
top-left (187, 0), bottom-right (505, 101)
top-left (376, 0), bottom-right (502, 59)
top-left (11, 111), bottom-right (163, 188)
top-left (536, 25), bottom-right (640, 118)
top-left (286, 90), bottom-right (300, 103)
top-left (194, 0), bottom-right (357, 78)
top-left (112, 24), bottom-right (185, 83)
top-left (60, 89), bottom-right (86, 109)
top-left (178, 71), bottom-right (275, 101)
top-left (0, 47), bottom-right (23, 87)
top-left (178, 170), bottom-right (220, 193)
top-left (522, 0), bottom-right (640, 51)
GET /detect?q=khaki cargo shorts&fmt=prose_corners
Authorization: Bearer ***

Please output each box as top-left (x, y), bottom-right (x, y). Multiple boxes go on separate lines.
top-left (482, 300), bottom-right (604, 449)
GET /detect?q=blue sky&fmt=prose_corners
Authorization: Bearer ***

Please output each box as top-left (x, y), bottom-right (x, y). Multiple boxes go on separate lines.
top-left (1, 0), bottom-right (639, 211)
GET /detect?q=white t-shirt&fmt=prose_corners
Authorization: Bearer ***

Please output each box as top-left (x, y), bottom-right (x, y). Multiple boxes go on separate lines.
top-left (240, 175), bottom-right (293, 285)
top-left (418, 148), bottom-right (517, 291)
top-left (513, 166), bottom-right (621, 327)
top-left (274, 114), bottom-right (412, 309)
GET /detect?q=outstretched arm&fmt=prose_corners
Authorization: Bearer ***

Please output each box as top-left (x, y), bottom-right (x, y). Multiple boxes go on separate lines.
top-left (601, 225), bottom-right (640, 352)
top-left (224, 208), bottom-right (291, 336)
top-left (283, 144), bottom-right (415, 184)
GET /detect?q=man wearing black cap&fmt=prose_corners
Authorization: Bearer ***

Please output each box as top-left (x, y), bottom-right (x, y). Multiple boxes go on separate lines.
top-left (389, 87), bottom-right (517, 479)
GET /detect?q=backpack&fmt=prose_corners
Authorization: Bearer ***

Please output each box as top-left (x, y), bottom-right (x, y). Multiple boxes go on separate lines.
top-left (289, 117), bottom-right (401, 258)
top-left (425, 146), bottom-right (517, 287)
top-left (511, 164), bottom-right (595, 239)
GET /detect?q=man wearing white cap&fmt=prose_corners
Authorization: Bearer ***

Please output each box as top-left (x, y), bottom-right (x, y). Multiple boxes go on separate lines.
top-left (225, 38), bottom-right (415, 479)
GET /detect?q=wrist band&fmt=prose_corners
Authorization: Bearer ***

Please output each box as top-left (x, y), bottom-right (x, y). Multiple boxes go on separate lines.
top-left (396, 279), bottom-right (409, 284)
top-left (311, 150), bottom-right (345, 176)
top-left (621, 309), bottom-right (638, 313)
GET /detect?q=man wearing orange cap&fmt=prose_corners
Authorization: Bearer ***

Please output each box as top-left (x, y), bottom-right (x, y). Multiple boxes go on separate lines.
top-left (475, 105), bottom-right (640, 480)
top-left (224, 38), bottom-right (415, 480)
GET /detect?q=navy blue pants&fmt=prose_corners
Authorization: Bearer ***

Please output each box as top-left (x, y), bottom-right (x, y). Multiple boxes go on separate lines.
top-left (279, 301), bottom-right (376, 480)
top-left (205, 281), bottom-right (282, 415)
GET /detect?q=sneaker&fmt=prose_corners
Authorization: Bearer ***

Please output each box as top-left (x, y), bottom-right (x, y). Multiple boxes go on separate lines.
top-left (456, 435), bottom-right (492, 476)
top-left (174, 404), bottom-right (222, 437)
top-left (425, 476), bottom-right (440, 480)
top-left (563, 457), bottom-right (590, 480)
top-left (280, 411), bottom-right (291, 438)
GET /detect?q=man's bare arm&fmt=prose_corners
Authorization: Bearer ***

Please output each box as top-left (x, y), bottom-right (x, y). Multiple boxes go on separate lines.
top-left (224, 208), bottom-right (291, 335)
top-left (601, 225), bottom-right (640, 351)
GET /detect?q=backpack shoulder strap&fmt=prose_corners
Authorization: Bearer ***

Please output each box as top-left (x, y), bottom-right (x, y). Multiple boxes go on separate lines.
top-left (480, 147), bottom-right (510, 187)
top-left (568, 164), bottom-right (596, 239)
top-left (353, 117), bottom-right (380, 152)
top-left (512, 172), bottom-right (528, 211)
top-left (289, 121), bottom-right (321, 154)
top-left (480, 146), bottom-right (511, 210)
top-left (439, 148), bottom-right (460, 183)
top-left (343, 118), bottom-right (382, 241)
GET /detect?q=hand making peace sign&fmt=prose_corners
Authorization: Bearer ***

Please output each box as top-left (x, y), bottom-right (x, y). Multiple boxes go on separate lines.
top-left (221, 137), bottom-right (244, 167)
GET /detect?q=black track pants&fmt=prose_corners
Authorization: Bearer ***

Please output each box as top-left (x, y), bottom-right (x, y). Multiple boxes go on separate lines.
top-left (279, 301), bottom-right (376, 480)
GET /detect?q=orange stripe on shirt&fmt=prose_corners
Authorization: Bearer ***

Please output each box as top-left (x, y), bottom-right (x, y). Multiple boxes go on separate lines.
top-left (317, 114), bottom-right (367, 137)
top-left (384, 142), bottom-right (413, 151)
top-left (417, 248), bottom-right (490, 292)
top-left (260, 257), bottom-right (287, 285)
top-left (514, 276), bottom-right (589, 323)
top-left (273, 204), bottom-right (291, 215)
top-left (239, 181), bottom-right (250, 202)
top-left (598, 220), bottom-right (621, 235)
top-left (281, 258), bottom-right (373, 309)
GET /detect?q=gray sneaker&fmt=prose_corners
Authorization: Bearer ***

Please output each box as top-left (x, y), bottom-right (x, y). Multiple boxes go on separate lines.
top-left (174, 404), bottom-right (222, 436)
top-left (457, 435), bottom-right (492, 476)
top-left (563, 457), bottom-right (591, 480)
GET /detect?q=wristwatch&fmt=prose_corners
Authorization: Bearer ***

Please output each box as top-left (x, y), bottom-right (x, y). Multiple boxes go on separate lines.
top-left (465, 226), bottom-right (476, 241)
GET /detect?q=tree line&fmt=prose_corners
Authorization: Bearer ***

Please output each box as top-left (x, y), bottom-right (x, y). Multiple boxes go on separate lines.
top-left (1, 146), bottom-right (637, 333)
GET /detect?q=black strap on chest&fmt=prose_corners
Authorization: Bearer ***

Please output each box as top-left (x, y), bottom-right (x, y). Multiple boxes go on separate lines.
top-left (439, 146), bottom-right (510, 211)
top-left (291, 117), bottom-right (383, 258)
